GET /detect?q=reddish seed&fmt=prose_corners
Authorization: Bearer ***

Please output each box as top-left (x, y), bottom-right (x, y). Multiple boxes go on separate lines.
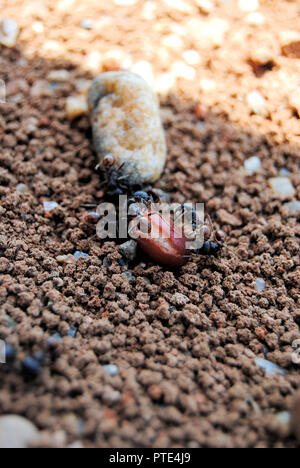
top-left (195, 103), bottom-right (209, 119)
top-left (136, 211), bottom-right (188, 267)
top-left (85, 212), bottom-right (100, 223)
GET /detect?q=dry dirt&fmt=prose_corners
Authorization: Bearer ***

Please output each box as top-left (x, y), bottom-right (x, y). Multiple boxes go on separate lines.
top-left (0, 0), bottom-right (299, 448)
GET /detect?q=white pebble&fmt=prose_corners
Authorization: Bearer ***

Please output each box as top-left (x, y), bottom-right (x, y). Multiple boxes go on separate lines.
top-left (283, 201), bottom-right (300, 217)
top-left (113, 0), bottom-right (137, 4)
top-left (84, 51), bottom-right (102, 73)
top-left (162, 0), bottom-right (193, 13)
top-left (182, 50), bottom-right (201, 66)
top-left (142, 1), bottom-right (157, 20)
top-left (279, 168), bottom-right (290, 177)
top-left (200, 78), bottom-right (216, 92)
top-left (66, 95), bottom-right (88, 119)
top-left (80, 19), bottom-right (94, 30)
top-left (255, 358), bottom-right (286, 376)
top-left (244, 156), bottom-right (261, 175)
top-left (255, 278), bottom-right (266, 292)
top-left (16, 183), bottom-right (28, 193)
top-left (56, 255), bottom-right (75, 264)
top-left (0, 18), bottom-right (19, 48)
top-left (0, 415), bottom-right (39, 448)
top-left (238, 0), bottom-right (259, 12)
top-left (269, 177), bottom-right (296, 200)
top-left (30, 80), bottom-right (52, 98)
top-left (132, 61), bottom-right (155, 87)
top-left (245, 12), bottom-right (265, 25)
top-left (32, 22), bottom-right (44, 34)
top-left (42, 40), bottom-right (62, 53)
top-left (155, 73), bottom-right (176, 94)
top-left (246, 90), bottom-right (266, 115)
top-left (171, 62), bottom-right (196, 81)
top-left (47, 70), bottom-right (70, 82)
top-left (43, 201), bottom-right (59, 212)
top-left (23, 117), bottom-right (39, 134)
top-left (162, 34), bottom-right (183, 50)
top-left (103, 364), bottom-right (119, 377)
top-left (196, 0), bottom-right (214, 14)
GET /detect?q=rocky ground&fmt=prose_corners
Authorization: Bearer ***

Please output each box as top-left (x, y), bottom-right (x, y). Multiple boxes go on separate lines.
top-left (0, 0), bottom-right (299, 448)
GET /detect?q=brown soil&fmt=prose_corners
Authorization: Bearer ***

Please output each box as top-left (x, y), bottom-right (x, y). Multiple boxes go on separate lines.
top-left (0, 0), bottom-right (299, 448)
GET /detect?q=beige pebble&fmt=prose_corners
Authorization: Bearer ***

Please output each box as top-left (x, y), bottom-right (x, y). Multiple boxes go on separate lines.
top-left (66, 95), bottom-right (88, 119)
top-left (268, 177), bottom-right (296, 199)
top-left (88, 71), bottom-right (166, 185)
top-left (30, 80), bottom-right (52, 98)
top-left (47, 70), bottom-right (70, 82)
top-left (218, 209), bottom-right (242, 227)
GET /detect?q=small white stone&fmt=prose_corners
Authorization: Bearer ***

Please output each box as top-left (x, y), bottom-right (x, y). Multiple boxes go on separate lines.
top-left (171, 61), bottom-right (196, 80)
top-left (43, 201), bottom-right (59, 212)
top-left (113, 0), bottom-right (137, 4)
top-left (238, 0), bottom-right (259, 12)
top-left (279, 168), bottom-right (290, 177)
top-left (32, 22), bottom-right (44, 34)
top-left (66, 95), bottom-right (88, 119)
top-left (196, 0), bottom-right (214, 14)
top-left (75, 79), bottom-right (91, 95)
top-left (283, 201), bottom-right (300, 217)
top-left (0, 18), bottom-right (19, 48)
top-left (84, 51), bottom-right (102, 73)
top-left (255, 278), bottom-right (266, 292)
top-left (255, 358), bottom-right (286, 376)
top-left (155, 73), bottom-right (176, 94)
top-left (142, 1), bottom-right (157, 20)
top-left (245, 12), bottom-right (265, 25)
top-left (16, 184), bottom-right (28, 193)
top-left (56, 255), bottom-right (75, 264)
top-left (23, 117), bottom-right (39, 134)
top-left (162, 0), bottom-right (193, 13)
top-left (269, 177), bottom-right (296, 199)
top-left (47, 70), bottom-right (70, 82)
top-left (42, 40), bottom-right (61, 53)
top-left (182, 50), bottom-right (201, 65)
top-left (57, 0), bottom-right (75, 11)
top-left (103, 364), bottom-right (119, 377)
top-left (30, 80), bottom-right (52, 98)
top-left (162, 34), bottom-right (183, 50)
top-left (244, 156), bottom-right (261, 175)
top-left (80, 19), bottom-right (94, 30)
top-left (200, 78), bottom-right (216, 92)
top-left (0, 415), bottom-right (39, 448)
top-left (132, 61), bottom-right (155, 87)
top-left (246, 90), bottom-right (266, 115)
